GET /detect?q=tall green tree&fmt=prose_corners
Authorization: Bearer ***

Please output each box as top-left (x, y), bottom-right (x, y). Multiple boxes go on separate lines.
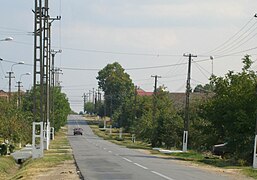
top-left (200, 55), bottom-right (257, 162)
top-left (96, 62), bottom-right (134, 127)
top-left (0, 98), bottom-right (33, 145)
top-left (22, 87), bottom-right (71, 132)
top-left (136, 88), bottom-right (183, 148)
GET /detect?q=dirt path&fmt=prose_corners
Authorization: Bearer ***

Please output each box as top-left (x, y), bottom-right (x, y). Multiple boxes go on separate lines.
top-left (32, 160), bottom-right (81, 180)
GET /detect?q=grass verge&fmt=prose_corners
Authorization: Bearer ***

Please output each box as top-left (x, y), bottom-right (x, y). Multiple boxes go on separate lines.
top-left (11, 126), bottom-right (73, 179)
top-left (90, 123), bottom-right (257, 179)
top-left (0, 156), bottom-right (18, 179)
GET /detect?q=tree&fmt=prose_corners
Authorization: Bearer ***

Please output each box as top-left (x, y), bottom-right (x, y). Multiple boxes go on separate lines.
top-left (200, 55), bottom-right (257, 162)
top-left (22, 86), bottom-right (71, 132)
top-left (136, 87), bottom-right (183, 148)
top-left (96, 62), bottom-right (134, 127)
top-left (0, 98), bottom-right (33, 145)
top-left (194, 83), bottom-right (214, 93)
top-left (84, 102), bottom-right (94, 114)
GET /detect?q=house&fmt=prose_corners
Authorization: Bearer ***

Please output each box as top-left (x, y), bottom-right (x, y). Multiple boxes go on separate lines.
top-left (136, 87), bottom-right (212, 110)
top-left (136, 88), bottom-right (153, 96)
top-left (0, 90), bottom-right (8, 101)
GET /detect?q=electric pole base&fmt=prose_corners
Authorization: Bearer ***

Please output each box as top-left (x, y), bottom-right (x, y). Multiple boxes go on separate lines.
top-left (253, 135), bottom-right (257, 168)
top-left (32, 122), bottom-right (44, 159)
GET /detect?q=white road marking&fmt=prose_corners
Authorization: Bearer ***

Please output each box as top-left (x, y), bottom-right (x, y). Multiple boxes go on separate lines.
top-left (108, 150), bottom-right (112, 153)
top-left (103, 148), bottom-right (106, 150)
top-left (134, 163), bottom-right (148, 170)
top-left (151, 171), bottom-right (175, 180)
top-left (122, 157), bottom-right (132, 162)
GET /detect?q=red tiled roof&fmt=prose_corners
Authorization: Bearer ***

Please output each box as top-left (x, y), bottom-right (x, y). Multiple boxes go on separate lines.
top-left (136, 89), bottom-right (153, 96)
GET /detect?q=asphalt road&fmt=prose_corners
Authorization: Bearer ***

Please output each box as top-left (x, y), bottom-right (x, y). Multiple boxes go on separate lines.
top-left (68, 115), bottom-right (234, 180)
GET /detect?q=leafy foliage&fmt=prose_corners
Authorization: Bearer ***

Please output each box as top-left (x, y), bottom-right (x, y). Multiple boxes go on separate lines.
top-left (135, 88), bottom-right (183, 148)
top-left (0, 86), bottom-right (71, 148)
top-left (199, 55), bottom-right (257, 162)
top-left (97, 62), bottom-right (135, 127)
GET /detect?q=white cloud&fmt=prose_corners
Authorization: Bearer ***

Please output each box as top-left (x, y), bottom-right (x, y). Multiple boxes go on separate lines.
top-left (140, 1), bottom-right (244, 19)
top-left (63, 24), bottom-right (178, 51)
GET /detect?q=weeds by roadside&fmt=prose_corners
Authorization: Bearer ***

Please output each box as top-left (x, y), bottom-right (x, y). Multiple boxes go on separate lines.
top-left (0, 126), bottom-right (75, 180)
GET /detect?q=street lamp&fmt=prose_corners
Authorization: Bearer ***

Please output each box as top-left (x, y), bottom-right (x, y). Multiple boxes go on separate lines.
top-left (5, 61), bottom-right (25, 101)
top-left (17, 72), bottom-right (31, 107)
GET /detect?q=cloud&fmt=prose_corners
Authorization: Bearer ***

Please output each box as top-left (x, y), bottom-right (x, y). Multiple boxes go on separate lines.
top-left (63, 0), bottom-right (250, 28)
top-left (63, 24), bottom-right (178, 51)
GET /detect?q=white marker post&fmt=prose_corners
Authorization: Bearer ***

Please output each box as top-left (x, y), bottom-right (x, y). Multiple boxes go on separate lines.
top-left (119, 128), bottom-right (123, 139)
top-left (182, 131), bottom-right (188, 152)
top-left (253, 135), bottom-right (257, 168)
top-left (132, 134), bottom-right (136, 143)
top-left (109, 125), bottom-right (112, 135)
top-left (43, 122), bottom-right (50, 150)
top-left (104, 119), bottom-right (106, 129)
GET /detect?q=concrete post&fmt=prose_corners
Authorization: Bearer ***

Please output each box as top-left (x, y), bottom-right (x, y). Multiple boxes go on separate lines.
top-left (253, 135), bottom-right (257, 168)
top-left (182, 131), bottom-right (188, 152)
top-left (104, 119), bottom-right (106, 129)
top-left (109, 125), bottom-right (112, 135)
top-left (132, 134), bottom-right (136, 143)
top-left (32, 122), bottom-right (44, 159)
top-left (43, 122), bottom-right (50, 150)
top-left (119, 128), bottom-right (123, 139)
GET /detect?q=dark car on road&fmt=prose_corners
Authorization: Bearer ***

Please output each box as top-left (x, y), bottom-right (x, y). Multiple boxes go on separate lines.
top-left (73, 128), bottom-right (83, 135)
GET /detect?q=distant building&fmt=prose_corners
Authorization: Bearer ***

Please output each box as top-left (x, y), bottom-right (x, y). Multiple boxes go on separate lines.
top-left (136, 88), bottom-right (153, 96)
top-left (169, 92), bottom-right (213, 110)
top-left (136, 87), bottom-right (212, 110)
top-left (0, 90), bottom-right (8, 101)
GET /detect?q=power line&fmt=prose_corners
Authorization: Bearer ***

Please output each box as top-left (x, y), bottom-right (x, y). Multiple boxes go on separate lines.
top-left (61, 47), bottom-right (181, 57)
top-left (215, 22), bottom-right (257, 55)
top-left (202, 16), bottom-right (255, 55)
top-left (193, 61), bottom-right (211, 79)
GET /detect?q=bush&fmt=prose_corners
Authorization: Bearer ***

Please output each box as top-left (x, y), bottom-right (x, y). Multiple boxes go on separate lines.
top-left (98, 122), bottom-right (104, 128)
top-left (9, 144), bottom-right (15, 153)
top-left (0, 144), bottom-right (7, 155)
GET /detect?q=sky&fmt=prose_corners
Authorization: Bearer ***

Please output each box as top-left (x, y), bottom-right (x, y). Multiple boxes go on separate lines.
top-left (0, 0), bottom-right (257, 113)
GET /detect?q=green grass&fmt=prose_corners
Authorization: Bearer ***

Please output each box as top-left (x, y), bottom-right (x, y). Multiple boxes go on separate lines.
top-left (11, 126), bottom-right (73, 179)
top-left (0, 156), bottom-right (17, 179)
top-left (90, 123), bottom-right (257, 179)
top-left (90, 125), bottom-right (151, 150)
top-left (242, 168), bottom-right (257, 179)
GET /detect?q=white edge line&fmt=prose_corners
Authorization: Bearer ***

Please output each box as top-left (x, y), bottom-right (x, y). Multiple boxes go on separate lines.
top-left (151, 171), bottom-right (175, 180)
top-left (122, 157), bottom-right (132, 163)
top-left (134, 163), bottom-right (148, 170)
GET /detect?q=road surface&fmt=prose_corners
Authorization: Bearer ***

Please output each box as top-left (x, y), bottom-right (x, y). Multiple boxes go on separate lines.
top-left (68, 115), bottom-right (235, 180)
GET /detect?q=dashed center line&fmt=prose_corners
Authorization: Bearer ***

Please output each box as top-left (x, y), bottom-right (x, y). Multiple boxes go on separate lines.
top-left (122, 157), bottom-right (132, 162)
top-left (151, 171), bottom-right (175, 180)
top-left (134, 163), bottom-right (148, 170)
top-left (83, 130), bottom-right (173, 180)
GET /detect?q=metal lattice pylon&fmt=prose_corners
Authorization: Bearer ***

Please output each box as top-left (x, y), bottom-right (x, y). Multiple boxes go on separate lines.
top-left (33, 0), bottom-right (51, 151)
